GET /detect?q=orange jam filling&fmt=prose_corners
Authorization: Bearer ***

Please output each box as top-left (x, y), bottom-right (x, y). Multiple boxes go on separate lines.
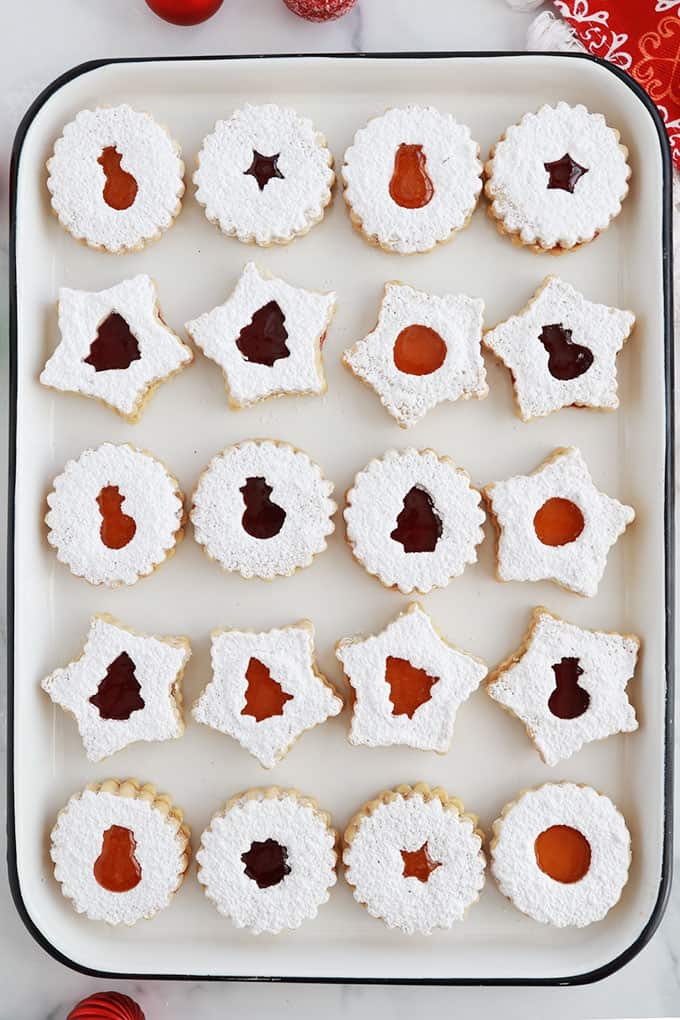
top-left (241, 657), bottom-right (293, 722)
top-left (97, 485), bottom-right (136, 550)
top-left (389, 143), bottom-right (434, 209)
top-left (401, 841), bottom-right (441, 882)
top-left (98, 146), bottom-right (138, 211)
top-left (385, 656), bottom-right (439, 719)
top-left (534, 824), bottom-right (591, 884)
top-left (93, 825), bottom-right (142, 892)
top-left (533, 497), bottom-right (584, 547)
top-left (393, 324), bottom-right (447, 376)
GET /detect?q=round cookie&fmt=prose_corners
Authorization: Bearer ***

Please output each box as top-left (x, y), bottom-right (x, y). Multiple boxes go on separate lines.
top-left (47, 105), bottom-right (184, 253)
top-left (194, 104), bottom-right (334, 246)
top-left (50, 779), bottom-right (190, 926)
top-left (342, 106), bottom-right (482, 254)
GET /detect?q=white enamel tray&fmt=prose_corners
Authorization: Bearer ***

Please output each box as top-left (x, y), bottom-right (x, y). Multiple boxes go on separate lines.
top-left (8, 54), bottom-right (673, 984)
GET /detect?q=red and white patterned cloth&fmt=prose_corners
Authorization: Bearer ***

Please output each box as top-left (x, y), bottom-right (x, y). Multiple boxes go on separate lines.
top-left (554, 1), bottom-right (680, 169)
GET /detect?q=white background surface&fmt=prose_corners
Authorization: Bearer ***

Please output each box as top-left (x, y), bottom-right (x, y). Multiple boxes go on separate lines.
top-left (1, 1), bottom-right (679, 1017)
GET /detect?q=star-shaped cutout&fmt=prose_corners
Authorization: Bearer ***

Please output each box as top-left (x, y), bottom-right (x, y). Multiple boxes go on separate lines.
top-left (544, 152), bottom-right (589, 192)
top-left (336, 603), bottom-right (487, 752)
top-left (483, 277), bottom-right (635, 421)
top-left (483, 447), bottom-right (635, 598)
top-left (488, 607), bottom-right (639, 765)
top-left (343, 283), bottom-right (487, 428)
top-left (401, 841), bottom-right (442, 883)
top-left (243, 150), bottom-right (285, 191)
top-left (185, 262), bottom-right (335, 409)
top-left (41, 615), bottom-right (190, 762)
top-left (192, 621), bottom-right (343, 768)
top-left (40, 275), bottom-right (193, 422)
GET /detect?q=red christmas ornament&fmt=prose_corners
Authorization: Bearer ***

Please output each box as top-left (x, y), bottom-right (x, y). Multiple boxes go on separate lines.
top-left (67, 992), bottom-right (145, 1020)
top-left (282, 0), bottom-right (358, 22)
top-left (145, 0), bottom-right (224, 26)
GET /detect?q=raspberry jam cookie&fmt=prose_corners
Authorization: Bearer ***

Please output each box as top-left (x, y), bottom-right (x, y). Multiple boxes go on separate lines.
top-left (193, 620), bottom-right (343, 768)
top-left (343, 282), bottom-right (487, 428)
top-left (42, 614), bottom-right (191, 762)
top-left (47, 105), bottom-right (184, 253)
top-left (40, 275), bottom-right (193, 422)
top-left (194, 104), bottom-right (334, 246)
top-left (342, 106), bottom-right (482, 254)
top-left (336, 603), bottom-right (486, 752)
top-left (343, 784), bottom-right (485, 935)
top-left (344, 448), bottom-right (485, 594)
top-left (484, 103), bottom-right (631, 253)
top-left (46, 443), bottom-right (185, 588)
top-left (483, 447), bottom-right (634, 598)
top-left (483, 277), bottom-right (635, 421)
top-left (196, 787), bottom-right (337, 934)
top-left (185, 262), bottom-right (335, 409)
top-left (191, 440), bottom-right (335, 580)
top-left (490, 783), bottom-right (631, 927)
top-left (50, 779), bottom-right (190, 926)
top-left (487, 607), bottom-right (639, 766)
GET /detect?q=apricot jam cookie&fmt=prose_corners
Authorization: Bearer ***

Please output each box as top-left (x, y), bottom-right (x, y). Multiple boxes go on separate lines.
top-left (336, 603), bottom-right (486, 752)
top-left (342, 106), bottom-right (482, 254)
top-left (490, 782), bottom-right (631, 927)
top-left (344, 448), bottom-right (485, 594)
top-left (42, 614), bottom-right (191, 762)
top-left (50, 779), bottom-right (190, 926)
top-left (194, 104), bottom-right (334, 246)
top-left (47, 105), bottom-right (184, 253)
top-left (483, 277), bottom-right (635, 421)
top-left (46, 443), bottom-right (185, 588)
top-left (343, 784), bottom-right (485, 934)
top-left (40, 275), bottom-right (193, 422)
top-left (193, 620), bottom-right (343, 768)
top-left (196, 787), bottom-right (337, 934)
top-left (484, 103), bottom-right (630, 253)
top-left (488, 608), bottom-right (639, 766)
top-left (483, 447), bottom-right (634, 598)
top-left (343, 282), bottom-right (487, 428)
top-left (191, 439), bottom-right (335, 580)
top-left (185, 262), bottom-right (335, 409)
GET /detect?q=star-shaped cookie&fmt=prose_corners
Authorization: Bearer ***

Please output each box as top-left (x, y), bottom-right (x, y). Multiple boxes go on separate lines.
top-left (343, 283), bottom-right (487, 428)
top-left (185, 262), bottom-right (336, 409)
top-left (41, 614), bottom-right (191, 762)
top-left (192, 620), bottom-right (343, 768)
top-left (487, 607), bottom-right (639, 765)
top-left (336, 603), bottom-right (487, 752)
top-left (483, 277), bottom-right (635, 421)
top-left (40, 275), bottom-right (193, 422)
top-left (483, 447), bottom-right (635, 597)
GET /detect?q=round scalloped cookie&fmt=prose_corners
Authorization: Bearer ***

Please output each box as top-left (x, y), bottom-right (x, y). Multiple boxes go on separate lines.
top-left (50, 779), bottom-right (190, 926)
top-left (484, 102), bottom-right (630, 253)
top-left (194, 104), bottom-right (334, 246)
top-left (46, 105), bottom-right (184, 254)
top-left (342, 106), bottom-right (482, 254)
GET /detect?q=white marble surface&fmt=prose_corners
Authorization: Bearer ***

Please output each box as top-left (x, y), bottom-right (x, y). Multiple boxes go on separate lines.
top-left (1, 1), bottom-right (678, 1017)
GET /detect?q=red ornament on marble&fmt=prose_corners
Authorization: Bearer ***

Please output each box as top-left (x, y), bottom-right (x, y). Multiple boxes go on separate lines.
top-left (145, 0), bottom-right (223, 26)
top-left (67, 992), bottom-right (145, 1020)
top-left (282, 0), bottom-right (358, 22)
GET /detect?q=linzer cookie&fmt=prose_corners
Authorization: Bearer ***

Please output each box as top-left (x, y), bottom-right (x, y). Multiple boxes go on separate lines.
top-left (42, 614), bottom-right (191, 762)
top-left (336, 603), bottom-right (486, 752)
top-left (194, 104), bottom-right (334, 246)
top-left (490, 782), bottom-right (631, 927)
top-left (191, 439), bottom-right (335, 580)
top-left (50, 779), bottom-right (190, 926)
top-left (344, 448), bottom-right (485, 594)
top-left (196, 787), bottom-right (337, 934)
top-left (343, 282), bottom-right (487, 428)
top-left (343, 784), bottom-right (485, 934)
top-left (40, 275), bottom-right (193, 422)
top-left (47, 105), bottom-right (184, 253)
top-left (342, 106), bottom-right (482, 254)
top-left (488, 608), bottom-right (639, 766)
top-left (46, 443), bottom-right (185, 588)
top-left (484, 103), bottom-right (631, 253)
top-left (185, 262), bottom-right (335, 409)
top-left (193, 620), bottom-right (343, 768)
top-left (483, 447), bottom-right (634, 598)
top-left (483, 277), bottom-right (635, 421)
